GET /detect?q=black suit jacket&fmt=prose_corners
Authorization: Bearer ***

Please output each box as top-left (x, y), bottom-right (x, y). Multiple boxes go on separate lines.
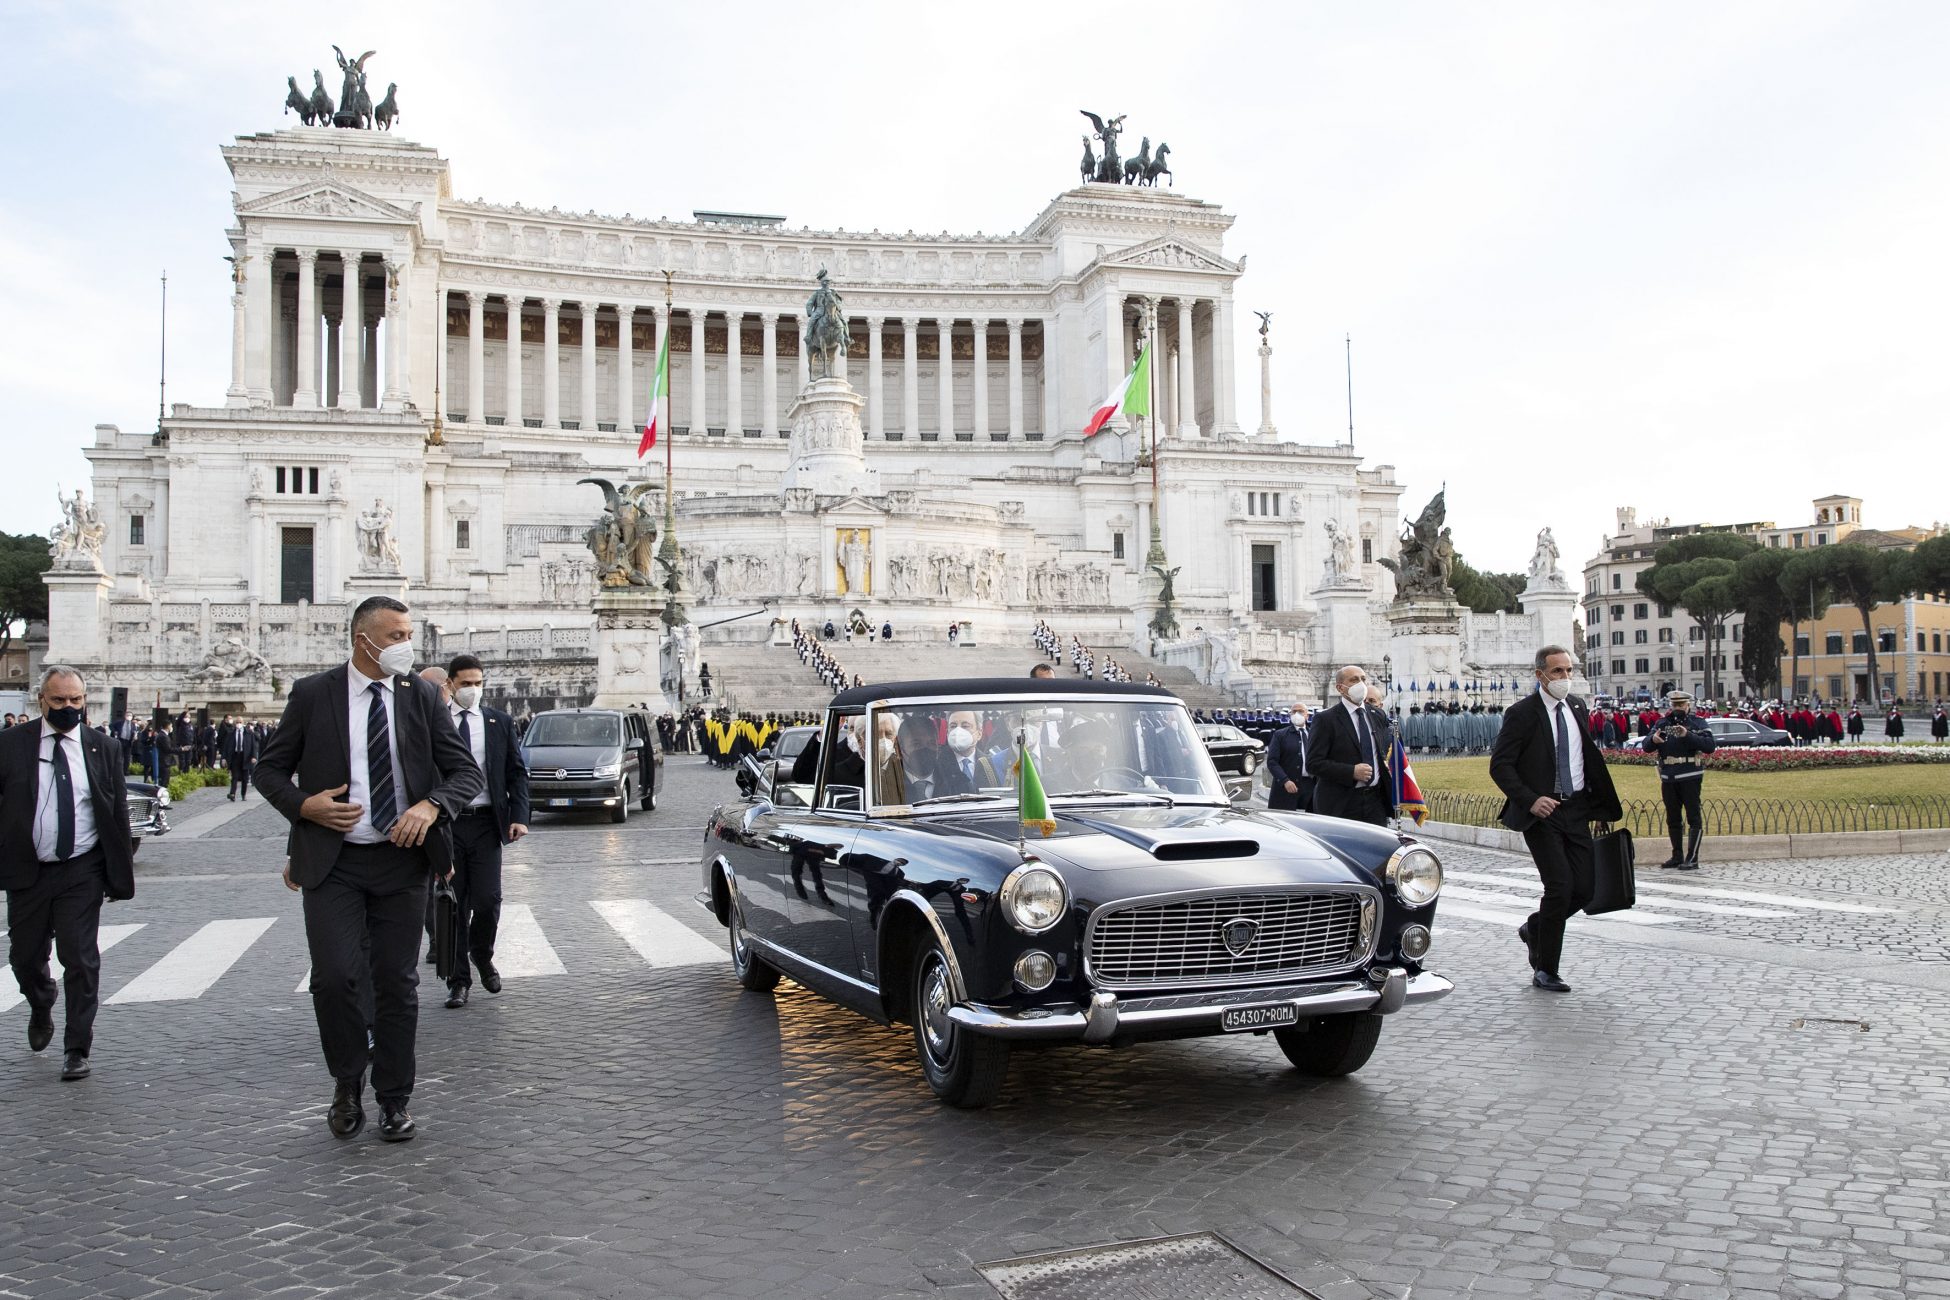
top-left (255, 665), bottom-right (484, 888)
top-left (1305, 703), bottom-right (1393, 819)
top-left (930, 748), bottom-right (1005, 797)
top-left (221, 726), bottom-right (259, 768)
top-left (460, 703), bottom-right (532, 843)
top-left (1488, 691), bottom-right (1623, 831)
top-left (0, 723), bottom-right (135, 900)
top-left (1266, 724), bottom-right (1314, 810)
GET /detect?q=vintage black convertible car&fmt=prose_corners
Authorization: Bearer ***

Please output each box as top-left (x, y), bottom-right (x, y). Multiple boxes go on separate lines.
top-left (699, 679), bottom-right (1450, 1107)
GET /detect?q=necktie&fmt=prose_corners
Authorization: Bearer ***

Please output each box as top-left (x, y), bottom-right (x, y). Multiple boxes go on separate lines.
top-left (1553, 702), bottom-right (1576, 797)
top-left (458, 710), bottom-right (473, 751)
top-left (367, 683), bottom-right (399, 834)
top-left (51, 735), bottom-right (76, 860)
top-left (961, 757), bottom-right (974, 783)
top-left (1354, 709), bottom-right (1377, 786)
top-left (1297, 728), bottom-right (1309, 777)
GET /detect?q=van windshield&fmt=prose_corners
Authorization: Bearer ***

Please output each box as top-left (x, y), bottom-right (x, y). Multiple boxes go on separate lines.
top-left (525, 714), bottom-right (621, 747)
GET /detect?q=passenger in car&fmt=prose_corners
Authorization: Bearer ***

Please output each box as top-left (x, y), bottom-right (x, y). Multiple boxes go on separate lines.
top-left (932, 710), bottom-right (1006, 795)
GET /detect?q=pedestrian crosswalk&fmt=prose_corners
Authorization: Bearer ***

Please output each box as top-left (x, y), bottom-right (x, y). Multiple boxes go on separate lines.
top-left (1432, 864), bottom-right (1896, 935)
top-left (7, 898), bottom-right (732, 1017)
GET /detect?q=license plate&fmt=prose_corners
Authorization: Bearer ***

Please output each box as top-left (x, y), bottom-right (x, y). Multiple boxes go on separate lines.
top-left (547, 798), bottom-right (573, 808)
top-left (1221, 1002), bottom-right (1299, 1032)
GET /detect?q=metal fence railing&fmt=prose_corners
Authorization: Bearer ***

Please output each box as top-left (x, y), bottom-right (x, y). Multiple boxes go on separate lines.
top-left (1420, 790), bottom-right (1950, 837)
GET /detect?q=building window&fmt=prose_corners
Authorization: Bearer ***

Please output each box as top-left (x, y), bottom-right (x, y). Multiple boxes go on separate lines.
top-left (1816, 532), bottom-right (1828, 545)
top-left (1935, 633), bottom-right (1943, 653)
top-left (1658, 628), bottom-right (1674, 644)
top-left (1246, 495), bottom-right (1255, 516)
top-left (1611, 631), bottom-right (1625, 646)
top-left (1658, 656), bottom-right (1674, 672)
top-left (1634, 658), bottom-right (1649, 673)
top-left (1690, 656), bottom-right (1704, 671)
top-left (1794, 634), bottom-right (1810, 655)
top-left (1918, 632), bottom-right (1927, 652)
top-left (275, 466), bottom-right (321, 495)
top-left (1271, 493), bottom-right (1281, 517)
top-left (1827, 675), bottom-right (1844, 699)
top-left (1825, 632), bottom-right (1843, 654)
top-left (1611, 605), bottom-right (1625, 620)
top-left (1633, 603), bottom-right (1648, 619)
top-left (1879, 631), bottom-right (1896, 653)
top-left (1793, 533), bottom-right (1805, 548)
top-left (1612, 659), bottom-right (1626, 675)
top-left (275, 466), bottom-right (286, 493)
top-left (1658, 603), bottom-right (1672, 618)
top-left (128, 514), bottom-right (145, 546)
top-left (1769, 536), bottom-right (1781, 547)
top-left (1851, 632), bottom-right (1869, 654)
top-left (1361, 538), bottom-right (1372, 564)
top-left (1612, 574), bottom-right (1622, 590)
top-left (1112, 531), bottom-right (1125, 560)
top-left (1689, 626), bottom-right (1702, 641)
top-left (455, 519), bottom-right (471, 551)
top-left (1732, 624), bottom-right (1743, 642)
top-left (1588, 606), bottom-right (1601, 624)
top-left (1634, 630), bottom-right (1648, 644)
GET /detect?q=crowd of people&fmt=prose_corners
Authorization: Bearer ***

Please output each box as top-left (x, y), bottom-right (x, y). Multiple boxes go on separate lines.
top-left (792, 620), bottom-right (865, 694)
top-left (1030, 621), bottom-right (1159, 686)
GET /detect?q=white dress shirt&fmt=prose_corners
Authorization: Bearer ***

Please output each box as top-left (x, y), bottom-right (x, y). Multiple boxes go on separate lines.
top-left (35, 724), bottom-right (98, 862)
top-left (1341, 697), bottom-right (1382, 787)
top-left (451, 703), bottom-right (490, 808)
top-left (1542, 688), bottom-right (1588, 794)
top-left (346, 664), bottom-right (408, 844)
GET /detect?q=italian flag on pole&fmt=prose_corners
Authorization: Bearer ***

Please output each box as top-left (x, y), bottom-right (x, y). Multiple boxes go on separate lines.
top-left (637, 329), bottom-right (670, 457)
top-left (1083, 341), bottom-right (1151, 436)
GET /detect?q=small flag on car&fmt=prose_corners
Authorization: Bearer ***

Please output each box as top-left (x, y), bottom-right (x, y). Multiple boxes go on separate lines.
top-left (1014, 733), bottom-right (1056, 838)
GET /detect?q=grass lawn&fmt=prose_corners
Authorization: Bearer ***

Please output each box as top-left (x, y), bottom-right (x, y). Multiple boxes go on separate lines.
top-left (1412, 756), bottom-right (1949, 803)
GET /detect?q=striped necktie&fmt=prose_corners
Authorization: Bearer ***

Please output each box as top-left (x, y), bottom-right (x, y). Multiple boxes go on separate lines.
top-left (367, 683), bottom-right (398, 834)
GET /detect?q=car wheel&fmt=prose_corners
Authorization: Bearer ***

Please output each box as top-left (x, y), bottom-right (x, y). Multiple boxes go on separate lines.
top-left (911, 941), bottom-right (1009, 1108)
top-left (729, 893), bottom-right (781, 993)
top-left (610, 781), bottom-right (630, 824)
top-left (1275, 1012), bottom-right (1383, 1077)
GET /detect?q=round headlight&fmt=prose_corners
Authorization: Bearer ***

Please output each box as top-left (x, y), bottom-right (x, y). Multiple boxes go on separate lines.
top-left (1400, 924), bottom-right (1432, 960)
top-left (1013, 950), bottom-right (1056, 991)
top-left (1000, 864), bottom-right (1068, 933)
top-left (1386, 846), bottom-right (1443, 906)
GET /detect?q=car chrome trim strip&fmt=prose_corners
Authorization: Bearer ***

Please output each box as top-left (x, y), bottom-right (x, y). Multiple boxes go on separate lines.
top-left (746, 934), bottom-right (881, 998)
top-left (1082, 882), bottom-right (1383, 992)
top-left (887, 889), bottom-right (968, 1004)
top-left (947, 971), bottom-right (1453, 1040)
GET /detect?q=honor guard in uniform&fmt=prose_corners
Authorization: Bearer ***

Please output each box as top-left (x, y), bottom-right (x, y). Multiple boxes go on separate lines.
top-left (1646, 691), bottom-right (1716, 870)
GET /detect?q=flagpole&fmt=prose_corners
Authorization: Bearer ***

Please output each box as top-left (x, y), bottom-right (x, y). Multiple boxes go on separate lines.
top-left (657, 269), bottom-right (687, 631)
top-left (1143, 301), bottom-right (1165, 567)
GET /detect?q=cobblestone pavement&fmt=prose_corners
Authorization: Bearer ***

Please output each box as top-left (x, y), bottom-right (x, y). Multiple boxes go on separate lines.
top-left (2, 756), bottom-right (1946, 1299)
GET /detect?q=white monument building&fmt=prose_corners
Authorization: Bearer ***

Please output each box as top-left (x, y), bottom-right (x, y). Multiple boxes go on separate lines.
top-left (50, 97), bottom-right (1574, 714)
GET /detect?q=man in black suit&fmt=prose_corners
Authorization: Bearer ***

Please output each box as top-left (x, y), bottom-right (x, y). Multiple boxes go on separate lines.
top-left (220, 715), bottom-right (259, 801)
top-left (931, 710), bottom-right (1005, 796)
top-left (255, 596), bottom-right (483, 1142)
top-left (1, 666), bottom-right (134, 1081)
top-left (440, 654), bottom-right (530, 1009)
top-left (1306, 666), bottom-right (1395, 825)
top-left (1489, 645), bottom-right (1623, 994)
top-left (1266, 703), bottom-right (1314, 812)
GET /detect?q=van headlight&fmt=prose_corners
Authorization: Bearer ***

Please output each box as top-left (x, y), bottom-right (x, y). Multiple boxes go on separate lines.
top-left (1385, 845), bottom-right (1443, 906)
top-left (593, 761), bottom-right (622, 779)
top-left (999, 864), bottom-right (1067, 933)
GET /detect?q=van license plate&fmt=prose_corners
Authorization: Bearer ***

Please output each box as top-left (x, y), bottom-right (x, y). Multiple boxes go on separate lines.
top-left (1221, 1003), bottom-right (1299, 1032)
top-left (547, 798), bottom-right (573, 808)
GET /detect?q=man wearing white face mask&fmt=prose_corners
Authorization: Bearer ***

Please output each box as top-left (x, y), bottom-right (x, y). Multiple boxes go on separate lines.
top-left (1266, 704), bottom-right (1313, 811)
top-left (1306, 667), bottom-right (1394, 825)
top-left (439, 654), bottom-right (530, 1009)
top-left (931, 710), bottom-right (1003, 796)
top-left (1489, 645), bottom-right (1623, 993)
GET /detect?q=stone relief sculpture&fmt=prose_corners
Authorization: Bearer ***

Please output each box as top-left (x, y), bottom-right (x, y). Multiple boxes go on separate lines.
top-left (356, 498), bottom-right (402, 573)
top-left (185, 635), bottom-right (273, 683)
top-left (49, 489), bottom-right (105, 571)
top-left (578, 478), bottom-right (658, 587)
top-left (1527, 526), bottom-right (1567, 590)
top-left (1378, 489), bottom-right (1456, 602)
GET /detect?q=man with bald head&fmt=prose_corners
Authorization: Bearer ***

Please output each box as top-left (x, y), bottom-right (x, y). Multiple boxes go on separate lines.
top-left (1304, 665), bottom-right (1395, 825)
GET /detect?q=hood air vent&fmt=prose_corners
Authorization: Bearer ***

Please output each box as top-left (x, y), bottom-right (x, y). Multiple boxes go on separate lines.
top-left (1151, 839), bottom-right (1260, 862)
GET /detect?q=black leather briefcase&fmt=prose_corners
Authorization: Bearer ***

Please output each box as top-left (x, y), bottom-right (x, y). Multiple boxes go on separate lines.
top-left (1584, 829), bottom-right (1636, 915)
top-left (431, 879), bottom-right (460, 980)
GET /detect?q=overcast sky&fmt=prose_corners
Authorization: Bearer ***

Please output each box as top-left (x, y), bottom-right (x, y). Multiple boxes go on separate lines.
top-left (3, 0), bottom-right (1942, 573)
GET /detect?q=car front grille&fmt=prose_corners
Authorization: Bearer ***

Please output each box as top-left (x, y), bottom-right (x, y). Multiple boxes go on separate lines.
top-left (127, 796), bottom-right (156, 828)
top-left (1087, 890), bottom-right (1371, 990)
top-left (532, 769), bottom-right (600, 781)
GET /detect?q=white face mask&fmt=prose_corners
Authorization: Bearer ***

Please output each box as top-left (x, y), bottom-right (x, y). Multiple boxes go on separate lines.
top-left (947, 725), bottom-right (976, 753)
top-left (453, 685), bottom-right (483, 711)
top-left (841, 729), bottom-right (860, 753)
top-left (1543, 678), bottom-right (1572, 701)
top-left (1290, 712), bottom-right (1307, 727)
top-left (1342, 682), bottom-right (1370, 706)
top-left (361, 634), bottom-right (415, 679)
top-left (877, 736), bottom-right (896, 762)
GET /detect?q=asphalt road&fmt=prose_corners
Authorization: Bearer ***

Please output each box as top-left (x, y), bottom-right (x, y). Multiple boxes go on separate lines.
top-left (1, 756), bottom-right (1944, 1299)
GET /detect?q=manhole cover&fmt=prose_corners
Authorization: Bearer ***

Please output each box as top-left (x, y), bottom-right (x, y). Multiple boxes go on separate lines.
top-left (1790, 1017), bottom-right (1869, 1032)
top-left (978, 1231), bottom-right (1320, 1299)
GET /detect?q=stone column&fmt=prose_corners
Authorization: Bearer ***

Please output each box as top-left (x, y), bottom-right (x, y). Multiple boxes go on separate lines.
top-left (579, 301), bottom-right (599, 431)
top-left (1257, 322), bottom-right (1277, 437)
top-left (793, 316), bottom-right (810, 394)
top-left (616, 303), bottom-right (635, 435)
top-left (323, 301), bottom-right (341, 408)
top-left (971, 319), bottom-right (990, 441)
top-left (382, 260), bottom-right (407, 410)
top-left (936, 319), bottom-right (955, 439)
top-left (426, 463), bottom-right (447, 584)
top-left (294, 251), bottom-right (319, 408)
top-left (1215, 292), bottom-right (1239, 435)
top-left (362, 312), bottom-right (380, 406)
top-left (245, 500), bottom-right (266, 600)
top-left (760, 311), bottom-right (779, 438)
top-left (1104, 288), bottom-right (1125, 401)
top-left (245, 239), bottom-right (273, 406)
top-left (542, 298), bottom-right (562, 428)
top-left (725, 310), bottom-right (743, 436)
top-left (902, 319), bottom-right (919, 440)
top-left (504, 295), bottom-right (524, 427)
top-left (689, 309), bottom-right (708, 434)
top-left (1006, 317), bottom-right (1025, 441)
top-left (865, 315), bottom-right (885, 439)
top-left (464, 289), bottom-right (485, 422)
top-left (227, 257), bottom-right (249, 407)
top-left (1177, 298), bottom-right (1198, 438)
top-left (1039, 318), bottom-right (1059, 440)
top-left (340, 256), bottom-right (365, 409)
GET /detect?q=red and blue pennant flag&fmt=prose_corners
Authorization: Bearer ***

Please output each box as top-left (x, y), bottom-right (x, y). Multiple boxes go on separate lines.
top-left (1389, 732), bottom-right (1428, 827)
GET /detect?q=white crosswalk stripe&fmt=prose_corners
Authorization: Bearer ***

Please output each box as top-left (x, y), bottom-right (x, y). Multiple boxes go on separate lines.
top-left (492, 903), bottom-right (567, 978)
top-left (0, 924), bottom-right (145, 1014)
top-left (108, 918), bottom-right (277, 1004)
top-left (1467, 866), bottom-right (1896, 914)
top-left (1439, 884), bottom-right (1674, 926)
top-left (591, 899), bottom-right (726, 967)
top-left (1445, 871), bottom-right (1793, 918)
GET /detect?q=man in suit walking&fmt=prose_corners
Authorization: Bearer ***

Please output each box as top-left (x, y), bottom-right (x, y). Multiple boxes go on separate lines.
top-left (1489, 645), bottom-right (1623, 994)
top-left (255, 596), bottom-right (482, 1142)
top-left (1, 666), bottom-right (134, 1081)
top-left (220, 715), bottom-right (259, 801)
top-left (1306, 666), bottom-right (1395, 825)
top-left (1266, 703), bottom-right (1314, 812)
top-left (440, 654), bottom-right (529, 1009)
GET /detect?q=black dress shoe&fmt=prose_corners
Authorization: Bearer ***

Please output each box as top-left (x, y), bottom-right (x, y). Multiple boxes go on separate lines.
top-left (445, 983), bottom-right (468, 1009)
top-left (379, 1102), bottom-right (416, 1142)
top-left (27, 1008), bottom-right (53, 1053)
top-left (1531, 970), bottom-right (1572, 993)
top-left (60, 1051), bottom-right (91, 1081)
top-left (1517, 921), bottom-right (1532, 949)
top-left (1675, 862), bottom-right (1700, 871)
top-left (478, 960), bottom-right (502, 995)
top-left (329, 1075), bottom-right (365, 1138)
top-left (424, 950), bottom-right (437, 966)
top-left (1659, 856), bottom-right (1683, 869)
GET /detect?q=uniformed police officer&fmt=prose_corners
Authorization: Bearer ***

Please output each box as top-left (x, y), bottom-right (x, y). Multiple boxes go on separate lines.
top-left (1646, 691), bottom-right (1716, 870)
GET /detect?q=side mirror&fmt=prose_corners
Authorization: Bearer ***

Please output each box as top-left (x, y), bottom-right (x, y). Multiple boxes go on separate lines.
top-left (756, 747), bottom-right (774, 763)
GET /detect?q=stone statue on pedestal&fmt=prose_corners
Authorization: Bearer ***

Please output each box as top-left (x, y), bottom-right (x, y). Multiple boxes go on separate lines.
top-left (578, 478), bottom-right (659, 587)
top-left (185, 636), bottom-right (272, 684)
top-left (804, 270), bottom-right (848, 380)
top-left (1148, 563), bottom-right (1181, 641)
top-left (1527, 526), bottom-right (1567, 591)
top-left (49, 489), bottom-right (105, 572)
top-left (355, 498), bottom-right (401, 573)
top-left (1321, 518), bottom-right (1355, 586)
top-left (1379, 490), bottom-right (1457, 603)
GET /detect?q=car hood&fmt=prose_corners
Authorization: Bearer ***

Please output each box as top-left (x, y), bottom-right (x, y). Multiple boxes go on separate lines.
top-left (522, 745), bottom-right (620, 769)
top-left (919, 804), bottom-right (1396, 889)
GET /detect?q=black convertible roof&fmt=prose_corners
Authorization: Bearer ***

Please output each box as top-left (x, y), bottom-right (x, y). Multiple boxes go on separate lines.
top-left (826, 678), bottom-right (1178, 709)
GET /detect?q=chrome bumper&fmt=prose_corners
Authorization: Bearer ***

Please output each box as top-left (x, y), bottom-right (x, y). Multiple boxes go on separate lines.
top-left (945, 968), bottom-right (1454, 1042)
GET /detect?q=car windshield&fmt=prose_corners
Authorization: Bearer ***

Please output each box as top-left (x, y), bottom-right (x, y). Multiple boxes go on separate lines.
top-left (525, 714), bottom-right (621, 747)
top-left (861, 697), bottom-right (1228, 810)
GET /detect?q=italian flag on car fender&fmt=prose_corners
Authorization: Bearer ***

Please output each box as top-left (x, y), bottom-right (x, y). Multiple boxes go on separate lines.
top-left (1082, 341), bottom-right (1151, 436)
top-left (1013, 733), bottom-right (1056, 838)
top-left (637, 329), bottom-right (670, 457)
top-left (1388, 732), bottom-right (1428, 827)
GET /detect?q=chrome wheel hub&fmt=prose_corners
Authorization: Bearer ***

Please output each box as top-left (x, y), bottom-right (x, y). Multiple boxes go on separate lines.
top-left (920, 958), bottom-right (954, 1062)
